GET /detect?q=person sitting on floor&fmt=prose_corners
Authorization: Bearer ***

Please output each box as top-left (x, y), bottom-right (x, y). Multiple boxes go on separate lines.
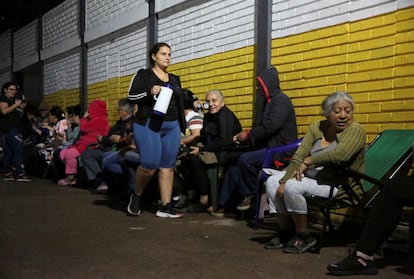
top-left (58, 100), bottom-right (110, 186)
top-left (264, 91), bottom-right (366, 253)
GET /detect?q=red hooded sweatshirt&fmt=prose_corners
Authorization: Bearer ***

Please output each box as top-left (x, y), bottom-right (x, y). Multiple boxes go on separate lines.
top-left (74, 100), bottom-right (110, 153)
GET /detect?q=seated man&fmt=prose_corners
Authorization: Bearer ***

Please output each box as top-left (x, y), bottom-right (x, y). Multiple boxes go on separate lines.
top-left (80, 98), bottom-right (134, 189)
top-left (327, 174), bottom-right (414, 276)
top-left (181, 89), bottom-right (242, 213)
top-left (215, 66), bottom-right (297, 214)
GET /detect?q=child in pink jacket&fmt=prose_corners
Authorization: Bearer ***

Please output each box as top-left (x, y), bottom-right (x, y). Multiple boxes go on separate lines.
top-left (58, 100), bottom-right (110, 186)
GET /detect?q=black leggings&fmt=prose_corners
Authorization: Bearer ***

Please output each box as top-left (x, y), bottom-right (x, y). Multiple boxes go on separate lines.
top-left (357, 176), bottom-right (414, 255)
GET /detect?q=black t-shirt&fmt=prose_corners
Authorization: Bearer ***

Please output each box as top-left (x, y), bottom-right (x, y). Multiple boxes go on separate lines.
top-left (0, 94), bottom-right (22, 132)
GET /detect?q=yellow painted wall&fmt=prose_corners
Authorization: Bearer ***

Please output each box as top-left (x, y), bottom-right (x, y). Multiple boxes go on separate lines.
top-left (272, 7), bottom-right (414, 142)
top-left (169, 46), bottom-right (256, 129)
top-left (44, 89), bottom-right (80, 110)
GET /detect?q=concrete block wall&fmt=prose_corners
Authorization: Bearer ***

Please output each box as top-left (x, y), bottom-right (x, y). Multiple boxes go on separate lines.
top-left (271, 0), bottom-right (414, 142)
top-left (85, 0), bottom-right (148, 122)
top-left (86, 0), bottom-right (145, 29)
top-left (160, 0), bottom-right (256, 128)
top-left (13, 21), bottom-right (38, 72)
top-left (87, 26), bottom-right (147, 121)
top-left (0, 31), bottom-right (12, 84)
top-left (42, 0), bottom-right (79, 50)
top-left (2, 0), bottom-right (413, 134)
top-left (43, 52), bottom-right (81, 108)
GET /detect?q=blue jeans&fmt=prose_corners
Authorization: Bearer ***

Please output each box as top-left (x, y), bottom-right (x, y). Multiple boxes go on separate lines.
top-left (102, 150), bottom-right (140, 192)
top-left (2, 128), bottom-right (24, 174)
top-left (218, 148), bottom-right (266, 207)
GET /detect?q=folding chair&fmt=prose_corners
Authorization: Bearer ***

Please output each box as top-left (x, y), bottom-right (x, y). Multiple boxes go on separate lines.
top-left (253, 130), bottom-right (414, 232)
top-left (306, 129), bottom-right (414, 236)
top-left (253, 138), bottom-right (303, 229)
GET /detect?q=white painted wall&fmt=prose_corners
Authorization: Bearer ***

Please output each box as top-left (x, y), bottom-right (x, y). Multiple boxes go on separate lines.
top-left (271, 0), bottom-right (414, 39)
top-left (43, 53), bottom-right (80, 95)
top-left (13, 21), bottom-right (38, 72)
top-left (158, 0), bottom-right (255, 63)
top-left (87, 26), bottom-right (147, 84)
top-left (0, 31), bottom-right (12, 72)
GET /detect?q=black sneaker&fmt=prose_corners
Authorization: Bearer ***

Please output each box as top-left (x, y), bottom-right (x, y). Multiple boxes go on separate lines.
top-left (264, 236), bottom-right (285, 249)
top-left (210, 207), bottom-right (225, 217)
top-left (127, 193), bottom-right (141, 216)
top-left (174, 195), bottom-right (190, 209)
top-left (283, 235), bottom-right (317, 254)
top-left (236, 195), bottom-right (253, 211)
top-left (156, 203), bottom-right (184, 218)
top-left (186, 201), bottom-right (208, 213)
top-left (327, 249), bottom-right (378, 276)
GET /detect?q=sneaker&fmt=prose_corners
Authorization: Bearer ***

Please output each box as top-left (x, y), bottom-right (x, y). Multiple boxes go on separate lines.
top-left (156, 203), bottom-right (184, 218)
top-left (236, 195), bottom-right (253, 211)
top-left (283, 235), bottom-right (317, 254)
top-left (174, 195), bottom-right (190, 209)
top-left (3, 173), bottom-right (15, 181)
top-left (210, 208), bottom-right (225, 217)
top-left (327, 249), bottom-right (378, 276)
top-left (264, 236), bottom-right (285, 249)
top-left (127, 193), bottom-right (141, 216)
top-left (186, 201), bottom-right (208, 213)
top-left (15, 174), bottom-right (31, 182)
top-left (95, 184), bottom-right (108, 193)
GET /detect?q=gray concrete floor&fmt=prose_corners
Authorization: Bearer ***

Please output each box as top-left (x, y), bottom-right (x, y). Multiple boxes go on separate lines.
top-left (0, 177), bottom-right (412, 279)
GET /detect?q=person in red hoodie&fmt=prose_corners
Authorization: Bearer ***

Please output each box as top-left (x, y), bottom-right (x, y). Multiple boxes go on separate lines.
top-left (58, 100), bottom-right (110, 186)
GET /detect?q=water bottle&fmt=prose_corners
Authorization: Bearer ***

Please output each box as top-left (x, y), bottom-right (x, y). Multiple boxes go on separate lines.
top-left (149, 83), bottom-right (173, 132)
top-left (153, 83), bottom-right (173, 116)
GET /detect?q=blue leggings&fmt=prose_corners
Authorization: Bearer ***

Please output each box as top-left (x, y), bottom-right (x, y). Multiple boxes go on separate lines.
top-left (133, 120), bottom-right (180, 169)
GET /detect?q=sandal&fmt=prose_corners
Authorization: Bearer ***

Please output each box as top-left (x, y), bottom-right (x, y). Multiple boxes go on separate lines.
top-left (264, 237), bottom-right (284, 249)
top-left (58, 178), bottom-right (76, 186)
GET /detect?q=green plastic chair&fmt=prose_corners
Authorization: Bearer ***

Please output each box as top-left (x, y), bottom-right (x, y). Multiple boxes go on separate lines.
top-left (309, 129), bottom-right (414, 236)
top-left (362, 129), bottom-right (414, 192)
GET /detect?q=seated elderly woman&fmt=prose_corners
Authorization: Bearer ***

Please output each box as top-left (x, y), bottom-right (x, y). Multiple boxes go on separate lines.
top-left (264, 91), bottom-right (366, 253)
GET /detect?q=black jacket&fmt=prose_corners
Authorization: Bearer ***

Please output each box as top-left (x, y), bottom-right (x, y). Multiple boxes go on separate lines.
top-left (127, 69), bottom-right (197, 133)
top-left (199, 106), bottom-right (242, 153)
top-left (250, 66), bottom-right (298, 148)
top-left (99, 114), bottom-right (134, 151)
